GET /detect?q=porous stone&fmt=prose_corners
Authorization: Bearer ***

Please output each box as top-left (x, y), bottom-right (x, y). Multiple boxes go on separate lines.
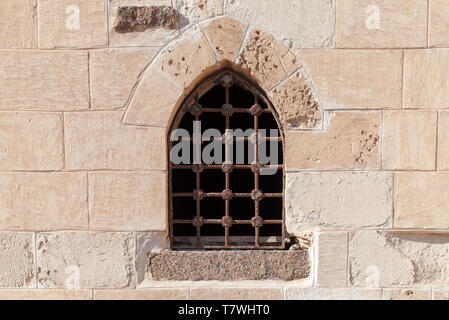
top-left (317, 232), bottom-right (348, 287)
top-left (285, 112), bottom-right (381, 170)
top-left (148, 250), bottom-right (310, 281)
top-left (429, 0), bottom-right (449, 47)
top-left (269, 71), bottom-right (321, 129)
top-left (0, 289), bottom-right (92, 300)
top-left (0, 173), bottom-right (88, 231)
top-left (285, 287), bottom-right (381, 300)
top-left (190, 288), bottom-right (283, 300)
top-left (0, 233), bottom-right (35, 288)
top-left (286, 172), bottom-right (392, 233)
top-left (114, 5), bottom-right (178, 33)
top-left (394, 172), bottom-right (449, 229)
top-left (438, 111), bottom-right (449, 170)
top-left (38, 0), bottom-right (108, 49)
top-left (0, 0), bottom-right (36, 48)
top-left (88, 171), bottom-right (167, 231)
top-left (383, 289), bottom-right (431, 300)
top-left (177, 0), bottom-right (223, 26)
top-left (237, 29), bottom-right (299, 90)
top-left (37, 232), bottom-right (135, 289)
top-left (226, 0), bottom-right (335, 49)
top-left (382, 111), bottom-right (437, 170)
top-left (136, 232), bottom-right (170, 284)
top-left (64, 112), bottom-right (166, 170)
top-left (0, 51), bottom-right (89, 110)
top-left (0, 112), bottom-right (63, 170)
top-left (94, 289), bottom-right (189, 300)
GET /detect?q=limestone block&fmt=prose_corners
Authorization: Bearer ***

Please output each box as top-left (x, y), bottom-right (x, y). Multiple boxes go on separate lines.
top-left (0, 233), bottom-right (35, 288)
top-left (0, 112), bottom-right (63, 170)
top-left (438, 111), bottom-right (449, 170)
top-left (382, 111), bottom-right (437, 170)
top-left (383, 289), bottom-right (431, 300)
top-left (285, 288), bottom-right (381, 300)
top-left (0, 289), bottom-right (93, 300)
top-left (317, 232), bottom-right (348, 287)
top-left (94, 289), bottom-right (189, 300)
top-left (433, 290), bottom-right (449, 300)
top-left (190, 288), bottom-right (282, 300)
top-left (136, 232), bottom-right (169, 284)
top-left (0, 0), bottom-right (36, 48)
top-left (286, 172), bottom-right (392, 233)
top-left (429, 0), bottom-right (449, 47)
top-left (0, 173), bottom-right (88, 231)
top-left (285, 112), bottom-right (381, 170)
top-left (177, 0), bottom-right (223, 26)
top-left (37, 232), bottom-right (135, 289)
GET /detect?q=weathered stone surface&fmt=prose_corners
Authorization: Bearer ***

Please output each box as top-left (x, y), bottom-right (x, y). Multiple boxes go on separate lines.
top-left (394, 172), bottom-right (449, 229)
top-left (383, 289), bottom-right (431, 300)
top-left (123, 66), bottom-right (184, 127)
top-left (0, 289), bottom-right (92, 300)
top-left (136, 232), bottom-right (169, 284)
top-left (202, 17), bottom-right (247, 62)
top-left (433, 290), bottom-right (449, 300)
top-left (94, 288), bottom-right (189, 300)
top-left (89, 171), bottom-right (167, 231)
top-left (349, 231), bottom-right (449, 287)
top-left (438, 111), bottom-right (449, 170)
top-left (269, 71), bottom-right (321, 129)
top-left (286, 172), bottom-right (392, 233)
top-left (0, 173), bottom-right (88, 231)
top-left (191, 288), bottom-right (283, 300)
top-left (0, 0), bottom-right (36, 48)
top-left (336, 0), bottom-right (427, 48)
top-left (37, 232), bottom-right (135, 289)
top-left (317, 232), bottom-right (348, 287)
top-left (237, 29), bottom-right (299, 90)
top-left (429, 0), bottom-right (449, 47)
top-left (38, 0), bottom-right (108, 49)
top-left (226, 0), bottom-right (335, 49)
top-left (0, 233), bottom-right (35, 288)
top-left (295, 50), bottom-right (402, 109)
top-left (114, 6), bottom-right (178, 33)
top-left (382, 111), bottom-right (437, 170)
top-left (285, 112), bottom-right (381, 170)
top-left (285, 287), bottom-right (381, 300)
top-left (64, 112), bottom-right (165, 170)
top-left (177, 0), bottom-right (223, 26)
top-left (148, 251), bottom-right (310, 281)
top-left (153, 25), bottom-right (217, 88)
top-left (0, 51), bottom-right (89, 110)
top-left (0, 112), bottom-right (63, 170)
top-left (90, 48), bottom-right (158, 110)
top-left (404, 49), bottom-right (449, 109)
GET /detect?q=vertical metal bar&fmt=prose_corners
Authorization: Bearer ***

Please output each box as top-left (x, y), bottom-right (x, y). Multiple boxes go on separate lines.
top-left (194, 93), bottom-right (202, 249)
top-left (224, 85), bottom-right (231, 249)
top-left (253, 96), bottom-right (260, 248)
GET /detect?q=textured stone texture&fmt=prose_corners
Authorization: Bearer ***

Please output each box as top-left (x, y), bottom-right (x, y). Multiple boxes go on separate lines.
top-left (0, 0), bottom-right (36, 48)
top-left (226, 0), bottom-right (335, 49)
top-left (429, 0), bottom-right (449, 47)
top-left (349, 231), bottom-right (449, 287)
top-left (0, 233), bottom-right (35, 288)
top-left (0, 173), bottom-right (88, 231)
top-left (438, 111), bottom-right (449, 170)
top-left (191, 288), bottom-right (282, 300)
top-left (90, 48), bottom-right (158, 110)
top-left (285, 112), bottom-right (381, 170)
top-left (336, 0), bottom-right (427, 48)
top-left (383, 289), bottom-right (431, 300)
top-left (0, 112), bottom-right (63, 171)
top-left (148, 251), bottom-right (310, 281)
top-left (38, 0), bottom-right (108, 49)
top-left (404, 49), bottom-right (449, 109)
top-left (177, 0), bottom-right (223, 26)
top-left (285, 288), bottom-right (381, 300)
top-left (94, 288), bottom-right (189, 300)
top-left (317, 232), bottom-right (348, 287)
top-left (433, 290), bottom-right (449, 300)
top-left (237, 29), bottom-right (299, 90)
top-left (0, 289), bottom-right (92, 300)
top-left (394, 172), bottom-right (449, 229)
top-left (295, 50), bottom-right (402, 109)
top-left (64, 112), bottom-right (165, 170)
top-left (89, 171), bottom-right (167, 231)
top-left (202, 17), bottom-right (247, 62)
top-left (382, 111), bottom-right (437, 170)
top-left (0, 51), bottom-right (89, 110)
top-left (37, 232), bottom-right (135, 289)
top-left (114, 5), bottom-right (178, 33)
top-left (136, 232), bottom-right (169, 284)
top-left (286, 172), bottom-right (392, 233)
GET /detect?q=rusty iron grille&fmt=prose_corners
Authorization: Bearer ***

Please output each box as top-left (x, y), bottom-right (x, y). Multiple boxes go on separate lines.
top-left (168, 71), bottom-right (285, 250)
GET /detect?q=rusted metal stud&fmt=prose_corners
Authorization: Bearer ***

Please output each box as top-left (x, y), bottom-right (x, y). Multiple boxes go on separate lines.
top-left (251, 216), bottom-right (264, 228)
top-left (221, 103), bottom-right (234, 117)
top-left (251, 189), bottom-right (264, 201)
top-left (222, 189), bottom-right (233, 200)
top-left (192, 216), bottom-right (204, 228)
top-left (222, 216), bottom-right (234, 228)
top-left (250, 161), bottom-right (261, 173)
top-left (250, 104), bottom-right (263, 116)
top-left (189, 103), bottom-right (203, 117)
top-left (219, 73), bottom-right (233, 88)
top-left (192, 164), bottom-right (204, 173)
top-left (221, 162), bottom-right (233, 173)
top-left (193, 189), bottom-right (204, 201)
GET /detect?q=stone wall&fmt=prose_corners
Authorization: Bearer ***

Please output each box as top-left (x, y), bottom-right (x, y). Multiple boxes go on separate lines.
top-left (0, 0), bottom-right (449, 300)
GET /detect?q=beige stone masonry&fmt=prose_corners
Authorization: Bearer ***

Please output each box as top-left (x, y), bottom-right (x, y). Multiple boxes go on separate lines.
top-left (285, 112), bottom-right (381, 170)
top-left (190, 288), bottom-right (283, 300)
top-left (90, 48), bottom-right (159, 110)
top-left (336, 0), bottom-right (427, 48)
top-left (0, 112), bottom-right (63, 171)
top-left (0, 173), bottom-right (88, 231)
top-left (285, 288), bottom-right (381, 300)
top-left (37, 232), bottom-right (135, 289)
top-left (383, 289), bottom-right (432, 300)
top-left (0, 289), bottom-right (93, 300)
top-left (89, 171), bottom-right (167, 231)
top-left (177, 0), bottom-right (223, 26)
top-left (317, 232), bottom-right (348, 287)
top-left (382, 111), bottom-right (437, 170)
top-left (295, 50), bottom-right (402, 109)
top-left (0, 0), bottom-right (36, 48)
top-left (39, 0), bottom-right (108, 49)
top-left (429, 0), bottom-right (449, 47)
top-left (394, 172), bottom-right (449, 229)
top-left (136, 232), bottom-right (170, 284)
top-left (0, 51), bottom-right (89, 110)
top-left (433, 290), bottom-right (449, 300)
top-left (286, 172), bottom-right (392, 233)
top-left (64, 112), bottom-right (166, 170)
top-left (94, 288), bottom-right (189, 300)
top-left (438, 111), bottom-right (449, 170)
top-left (0, 233), bottom-right (35, 288)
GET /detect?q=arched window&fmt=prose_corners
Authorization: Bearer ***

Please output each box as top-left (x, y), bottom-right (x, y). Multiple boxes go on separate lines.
top-left (168, 71), bottom-right (285, 250)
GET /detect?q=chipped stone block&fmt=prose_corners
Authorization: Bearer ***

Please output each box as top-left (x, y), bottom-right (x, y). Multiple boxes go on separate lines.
top-left (0, 0), bottom-right (36, 48)
top-left (438, 111), bottom-right (449, 170)
top-left (285, 112), bottom-right (381, 170)
top-left (136, 232), bottom-right (169, 285)
top-left (190, 288), bottom-right (283, 300)
top-left (37, 232), bottom-right (135, 289)
top-left (286, 172), bottom-right (392, 233)
top-left (94, 289), bottom-right (189, 300)
top-left (285, 287), bottom-right (381, 300)
top-left (0, 289), bottom-right (93, 300)
top-left (0, 233), bottom-right (35, 288)
top-left (177, 0), bottom-right (223, 26)
top-left (317, 232), bottom-right (348, 287)
top-left (383, 289), bottom-right (431, 300)
top-left (114, 6), bottom-right (178, 33)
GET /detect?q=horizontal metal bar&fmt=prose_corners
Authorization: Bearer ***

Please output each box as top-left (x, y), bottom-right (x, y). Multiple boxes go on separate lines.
top-left (173, 219), bottom-right (283, 225)
top-left (172, 192), bottom-right (283, 198)
top-left (172, 164), bottom-right (284, 170)
top-left (196, 107), bottom-right (272, 114)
